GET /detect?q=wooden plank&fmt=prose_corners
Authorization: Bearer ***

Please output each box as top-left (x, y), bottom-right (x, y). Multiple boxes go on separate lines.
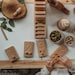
top-left (0, 60), bottom-right (75, 69)
top-left (0, 60), bottom-right (47, 69)
top-left (25, 0), bottom-right (72, 3)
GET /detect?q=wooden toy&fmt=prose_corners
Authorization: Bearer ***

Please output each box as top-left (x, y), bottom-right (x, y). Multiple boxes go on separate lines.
top-left (36, 39), bottom-right (48, 57)
top-left (5, 46), bottom-right (19, 62)
top-left (24, 41), bottom-right (34, 58)
top-left (34, 0), bottom-right (47, 39)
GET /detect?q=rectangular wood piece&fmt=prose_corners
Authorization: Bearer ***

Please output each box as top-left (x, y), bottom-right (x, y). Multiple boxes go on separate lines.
top-left (24, 41), bottom-right (34, 58)
top-left (0, 60), bottom-right (74, 69)
top-left (50, 45), bottom-right (68, 59)
top-left (5, 46), bottom-right (19, 62)
top-left (36, 39), bottom-right (48, 57)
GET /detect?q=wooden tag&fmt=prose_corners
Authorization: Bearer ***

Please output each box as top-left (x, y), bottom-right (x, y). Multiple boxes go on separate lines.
top-left (5, 46), bottom-right (19, 62)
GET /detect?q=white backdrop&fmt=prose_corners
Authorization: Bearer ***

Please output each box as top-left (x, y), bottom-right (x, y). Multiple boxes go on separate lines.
top-left (0, 4), bottom-right (75, 60)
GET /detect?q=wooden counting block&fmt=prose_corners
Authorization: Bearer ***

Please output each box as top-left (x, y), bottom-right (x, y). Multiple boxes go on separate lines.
top-left (24, 41), bottom-right (34, 58)
top-left (36, 39), bottom-right (48, 58)
top-left (35, 14), bottom-right (46, 18)
top-left (35, 11), bottom-right (46, 15)
top-left (35, 17), bottom-right (46, 23)
top-left (35, 1), bottom-right (46, 5)
top-left (51, 45), bottom-right (68, 59)
top-left (5, 46), bottom-right (19, 63)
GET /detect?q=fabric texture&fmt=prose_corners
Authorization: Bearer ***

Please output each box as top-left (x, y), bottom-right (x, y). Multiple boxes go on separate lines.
top-left (0, 69), bottom-right (40, 75)
top-left (36, 66), bottom-right (50, 75)
top-left (36, 67), bottom-right (70, 75)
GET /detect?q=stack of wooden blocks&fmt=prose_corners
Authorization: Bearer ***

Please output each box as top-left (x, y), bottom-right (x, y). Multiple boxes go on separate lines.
top-left (34, 0), bottom-right (46, 39)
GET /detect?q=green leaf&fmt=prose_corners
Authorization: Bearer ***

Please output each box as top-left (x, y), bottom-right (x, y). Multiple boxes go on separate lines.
top-left (1, 21), bottom-right (7, 29)
top-left (7, 28), bottom-right (13, 32)
top-left (0, 17), bottom-right (6, 21)
top-left (9, 19), bottom-right (15, 27)
top-left (18, 0), bottom-right (24, 4)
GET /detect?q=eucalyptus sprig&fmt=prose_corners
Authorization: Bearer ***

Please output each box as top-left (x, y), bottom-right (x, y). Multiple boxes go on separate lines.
top-left (0, 17), bottom-right (15, 32)
top-left (18, 0), bottom-right (24, 4)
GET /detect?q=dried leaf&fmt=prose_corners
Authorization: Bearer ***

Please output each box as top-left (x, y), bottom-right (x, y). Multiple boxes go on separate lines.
top-left (9, 19), bottom-right (15, 27)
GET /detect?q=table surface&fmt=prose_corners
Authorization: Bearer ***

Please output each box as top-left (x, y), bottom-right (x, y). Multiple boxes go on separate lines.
top-left (0, 1), bottom-right (75, 69)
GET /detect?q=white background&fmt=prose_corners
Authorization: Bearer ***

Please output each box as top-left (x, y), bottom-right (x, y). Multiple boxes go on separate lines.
top-left (0, 4), bottom-right (75, 60)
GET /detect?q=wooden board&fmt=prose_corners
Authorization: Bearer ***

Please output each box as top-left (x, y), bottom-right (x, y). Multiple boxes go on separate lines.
top-left (25, 0), bottom-right (72, 3)
top-left (0, 60), bottom-right (74, 69)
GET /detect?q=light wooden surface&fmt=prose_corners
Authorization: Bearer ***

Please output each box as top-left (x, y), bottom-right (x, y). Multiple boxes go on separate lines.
top-left (25, 0), bottom-right (72, 3)
top-left (0, 60), bottom-right (74, 69)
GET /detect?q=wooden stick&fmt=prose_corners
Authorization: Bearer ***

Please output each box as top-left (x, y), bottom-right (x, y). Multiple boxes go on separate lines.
top-left (1, 28), bottom-right (8, 40)
top-left (25, 0), bottom-right (72, 4)
top-left (0, 60), bottom-right (74, 69)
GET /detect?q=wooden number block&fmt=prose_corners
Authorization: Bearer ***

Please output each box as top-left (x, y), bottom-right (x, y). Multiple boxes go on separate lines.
top-left (51, 45), bottom-right (68, 59)
top-left (5, 46), bottom-right (19, 62)
top-left (24, 41), bottom-right (34, 58)
top-left (36, 39), bottom-right (48, 58)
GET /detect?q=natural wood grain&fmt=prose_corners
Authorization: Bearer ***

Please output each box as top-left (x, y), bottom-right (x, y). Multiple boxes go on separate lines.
top-left (0, 60), bottom-right (74, 69)
top-left (25, 0), bottom-right (72, 3)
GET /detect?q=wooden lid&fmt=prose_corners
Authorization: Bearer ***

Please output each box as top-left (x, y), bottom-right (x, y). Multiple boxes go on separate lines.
top-left (2, 0), bottom-right (27, 19)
